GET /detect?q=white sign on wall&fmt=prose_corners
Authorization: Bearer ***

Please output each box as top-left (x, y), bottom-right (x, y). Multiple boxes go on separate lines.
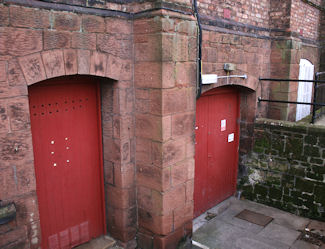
top-left (221, 119), bottom-right (226, 131)
top-left (228, 133), bottom-right (234, 143)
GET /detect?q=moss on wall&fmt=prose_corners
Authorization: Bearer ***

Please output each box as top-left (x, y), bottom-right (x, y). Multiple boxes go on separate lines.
top-left (239, 118), bottom-right (325, 221)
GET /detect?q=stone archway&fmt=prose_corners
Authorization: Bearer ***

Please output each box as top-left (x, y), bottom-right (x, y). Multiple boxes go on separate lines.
top-left (11, 48), bottom-right (136, 247)
top-left (17, 49), bottom-right (130, 85)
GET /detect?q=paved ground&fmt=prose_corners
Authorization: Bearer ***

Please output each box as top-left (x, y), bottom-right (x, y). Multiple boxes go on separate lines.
top-left (74, 235), bottom-right (123, 249)
top-left (192, 197), bottom-right (325, 249)
top-left (315, 115), bottom-right (325, 126)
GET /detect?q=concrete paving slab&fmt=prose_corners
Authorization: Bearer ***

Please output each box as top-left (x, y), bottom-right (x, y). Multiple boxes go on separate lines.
top-left (193, 197), bottom-right (232, 232)
top-left (192, 198), bottom-right (325, 249)
top-left (289, 240), bottom-right (320, 249)
top-left (231, 236), bottom-right (290, 249)
top-left (193, 219), bottom-right (243, 249)
top-left (193, 218), bottom-right (290, 249)
top-left (258, 222), bottom-right (301, 246)
top-left (73, 235), bottom-right (116, 249)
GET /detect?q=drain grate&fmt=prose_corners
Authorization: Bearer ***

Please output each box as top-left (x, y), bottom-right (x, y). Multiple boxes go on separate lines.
top-left (235, 209), bottom-right (273, 227)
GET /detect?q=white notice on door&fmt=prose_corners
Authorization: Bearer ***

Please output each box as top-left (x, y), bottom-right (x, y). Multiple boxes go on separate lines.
top-left (221, 119), bottom-right (226, 131)
top-left (228, 133), bottom-right (234, 142)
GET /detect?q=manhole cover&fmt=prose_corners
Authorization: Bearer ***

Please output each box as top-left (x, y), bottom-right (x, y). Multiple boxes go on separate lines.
top-left (235, 209), bottom-right (273, 227)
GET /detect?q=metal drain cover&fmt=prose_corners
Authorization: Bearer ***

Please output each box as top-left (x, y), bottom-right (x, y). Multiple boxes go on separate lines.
top-left (235, 209), bottom-right (273, 227)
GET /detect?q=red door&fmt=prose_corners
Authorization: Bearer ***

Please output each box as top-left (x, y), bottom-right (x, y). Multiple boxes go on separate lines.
top-left (194, 87), bottom-right (240, 217)
top-left (29, 77), bottom-right (105, 249)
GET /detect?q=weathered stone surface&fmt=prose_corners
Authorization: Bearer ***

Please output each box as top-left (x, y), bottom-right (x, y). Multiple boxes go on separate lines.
top-left (10, 5), bottom-right (50, 29)
top-left (7, 59), bottom-right (26, 87)
top-left (42, 50), bottom-right (65, 78)
top-left (81, 14), bottom-right (105, 33)
top-left (77, 49), bottom-right (90, 75)
top-left (19, 53), bottom-right (46, 85)
top-left (44, 30), bottom-right (71, 50)
top-left (8, 97), bottom-right (30, 131)
top-left (0, 100), bottom-right (9, 133)
top-left (53, 11), bottom-right (81, 31)
top-left (0, 131), bottom-right (34, 165)
top-left (241, 119), bottom-right (325, 221)
top-left (0, 28), bottom-right (42, 56)
top-left (90, 51), bottom-right (107, 77)
top-left (63, 49), bottom-right (78, 75)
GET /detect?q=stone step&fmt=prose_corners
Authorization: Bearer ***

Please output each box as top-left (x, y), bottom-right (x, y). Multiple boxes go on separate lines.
top-left (73, 235), bottom-right (117, 249)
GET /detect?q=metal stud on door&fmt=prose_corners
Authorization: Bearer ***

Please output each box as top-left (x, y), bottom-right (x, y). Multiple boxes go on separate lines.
top-left (29, 77), bottom-right (105, 249)
top-left (194, 87), bottom-right (240, 217)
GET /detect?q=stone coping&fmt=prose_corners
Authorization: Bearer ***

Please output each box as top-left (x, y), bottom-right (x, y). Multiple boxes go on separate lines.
top-left (255, 118), bottom-right (325, 134)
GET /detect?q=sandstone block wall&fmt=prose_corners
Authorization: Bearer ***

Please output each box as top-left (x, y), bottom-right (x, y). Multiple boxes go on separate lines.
top-left (0, 2), bottom-right (135, 248)
top-left (133, 13), bottom-right (197, 248)
top-left (240, 118), bottom-right (325, 221)
top-left (0, 0), bottom-right (324, 248)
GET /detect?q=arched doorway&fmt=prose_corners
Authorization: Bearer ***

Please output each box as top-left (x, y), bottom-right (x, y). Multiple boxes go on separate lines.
top-left (28, 76), bottom-right (106, 249)
top-left (296, 59), bottom-right (314, 121)
top-left (194, 87), bottom-right (240, 217)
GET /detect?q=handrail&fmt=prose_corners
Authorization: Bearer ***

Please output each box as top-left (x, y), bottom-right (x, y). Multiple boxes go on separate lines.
top-left (259, 77), bottom-right (325, 83)
top-left (259, 74), bottom-right (325, 124)
top-left (312, 72), bottom-right (325, 123)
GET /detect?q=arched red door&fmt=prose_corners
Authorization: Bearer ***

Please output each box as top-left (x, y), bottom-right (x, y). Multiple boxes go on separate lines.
top-left (29, 76), bottom-right (105, 249)
top-left (194, 87), bottom-right (240, 217)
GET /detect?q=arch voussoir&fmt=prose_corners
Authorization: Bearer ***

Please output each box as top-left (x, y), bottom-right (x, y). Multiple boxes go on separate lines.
top-left (18, 48), bottom-right (126, 85)
top-left (19, 52), bottom-right (46, 86)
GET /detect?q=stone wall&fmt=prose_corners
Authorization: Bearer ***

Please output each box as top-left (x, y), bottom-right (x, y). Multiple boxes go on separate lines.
top-left (0, 1), bottom-right (196, 249)
top-left (0, 2), bottom-right (135, 248)
top-left (4, 0), bottom-right (193, 16)
top-left (239, 118), bottom-right (325, 221)
top-left (267, 0), bottom-right (322, 122)
top-left (134, 13), bottom-right (197, 249)
top-left (0, 0), bottom-right (324, 248)
top-left (200, 29), bottom-right (271, 157)
top-left (268, 39), bottom-right (320, 121)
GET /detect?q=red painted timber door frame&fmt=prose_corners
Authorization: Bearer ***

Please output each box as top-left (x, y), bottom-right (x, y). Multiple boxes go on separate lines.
top-left (194, 87), bottom-right (240, 217)
top-left (29, 76), bottom-right (106, 249)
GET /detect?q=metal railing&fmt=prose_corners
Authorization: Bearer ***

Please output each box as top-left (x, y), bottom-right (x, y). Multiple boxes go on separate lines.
top-left (312, 72), bottom-right (325, 123)
top-left (258, 75), bottom-right (325, 123)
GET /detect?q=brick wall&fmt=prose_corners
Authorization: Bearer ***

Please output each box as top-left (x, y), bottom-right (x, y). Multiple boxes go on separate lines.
top-left (197, 0), bottom-right (270, 27)
top-left (269, 0), bottom-right (291, 30)
top-left (239, 118), bottom-right (325, 221)
top-left (320, 3), bottom-right (325, 72)
top-left (267, 0), bottom-right (322, 122)
top-left (291, 0), bottom-right (320, 40)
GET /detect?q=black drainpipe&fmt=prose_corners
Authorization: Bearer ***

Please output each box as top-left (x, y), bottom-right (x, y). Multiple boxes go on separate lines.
top-left (193, 0), bottom-right (202, 99)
